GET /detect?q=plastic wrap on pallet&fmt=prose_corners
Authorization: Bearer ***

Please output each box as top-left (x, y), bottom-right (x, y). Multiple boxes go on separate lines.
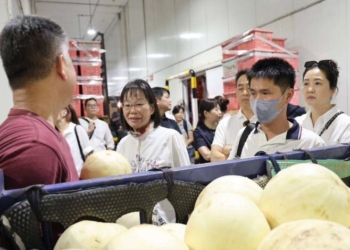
top-left (69, 40), bottom-right (105, 57)
top-left (76, 76), bottom-right (103, 83)
top-left (221, 28), bottom-right (297, 61)
top-left (222, 29), bottom-right (274, 60)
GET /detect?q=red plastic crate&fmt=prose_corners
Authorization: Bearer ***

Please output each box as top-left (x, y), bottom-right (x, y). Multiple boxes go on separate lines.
top-left (79, 50), bottom-right (100, 59)
top-left (247, 29), bottom-right (273, 40)
top-left (82, 85), bottom-right (103, 95)
top-left (83, 99), bottom-right (104, 117)
top-left (69, 50), bottom-right (77, 60)
top-left (222, 29), bottom-right (274, 60)
top-left (80, 65), bottom-right (101, 76)
top-left (77, 41), bottom-right (101, 50)
top-left (74, 85), bottom-right (80, 96)
top-left (71, 99), bottom-right (82, 117)
top-left (290, 91), bottom-right (300, 106)
top-left (236, 51), bottom-right (299, 71)
top-left (236, 39), bottom-right (273, 52)
top-left (222, 75), bottom-right (236, 94)
top-left (272, 38), bottom-right (286, 48)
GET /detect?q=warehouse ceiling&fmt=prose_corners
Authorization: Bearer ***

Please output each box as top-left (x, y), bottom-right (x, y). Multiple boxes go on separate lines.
top-left (33, 0), bottom-right (128, 40)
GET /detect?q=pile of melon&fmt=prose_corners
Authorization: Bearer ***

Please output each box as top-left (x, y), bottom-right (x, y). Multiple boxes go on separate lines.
top-left (54, 163), bottom-right (350, 249)
top-left (80, 150), bottom-right (132, 180)
top-left (54, 221), bottom-right (188, 250)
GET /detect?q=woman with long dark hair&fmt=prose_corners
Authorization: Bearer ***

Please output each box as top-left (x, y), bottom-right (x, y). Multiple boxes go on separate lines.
top-left (56, 104), bottom-right (93, 176)
top-left (193, 98), bottom-right (222, 163)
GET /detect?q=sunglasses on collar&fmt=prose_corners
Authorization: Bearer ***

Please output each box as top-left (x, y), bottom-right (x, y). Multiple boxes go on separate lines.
top-left (304, 60), bottom-right (337, 69)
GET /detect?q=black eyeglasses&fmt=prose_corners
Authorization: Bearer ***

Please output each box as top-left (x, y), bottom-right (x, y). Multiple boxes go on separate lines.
top-left (304, 60), bottom-right (337, 69)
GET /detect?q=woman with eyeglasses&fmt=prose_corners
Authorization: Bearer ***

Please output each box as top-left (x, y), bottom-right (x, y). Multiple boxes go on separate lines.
top-left (116, 79), bottom-right (190, 225)
top-left (56, 105), bottom-right (93, 176)
top-left (194, 98), bottom-right (222, 163)
top-left (296, 60), bottom-right (350, 145)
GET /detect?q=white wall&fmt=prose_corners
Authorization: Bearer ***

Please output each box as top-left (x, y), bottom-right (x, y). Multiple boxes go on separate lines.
top-left (262, 0), bottom-right (348, 109)
top-left (104, 0), bottom-right (350, 113)
top-left (105, 12), bottom-right (129, 96)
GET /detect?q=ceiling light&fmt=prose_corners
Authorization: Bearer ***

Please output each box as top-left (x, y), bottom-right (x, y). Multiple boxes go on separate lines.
top-left (128, 68), bottom-right (143, 72)
top-left (179, 33), bottom-right (203, 39)
top-left (147, 54), bottom-right (170, 59)
top-left (87, 29), bottom-right (96, 35)
top-left (112, 77), bottom-right (128, 80)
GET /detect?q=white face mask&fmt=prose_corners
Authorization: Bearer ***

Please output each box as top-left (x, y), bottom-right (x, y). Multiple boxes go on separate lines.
top-left (250, 92), bottom-right (287, 124)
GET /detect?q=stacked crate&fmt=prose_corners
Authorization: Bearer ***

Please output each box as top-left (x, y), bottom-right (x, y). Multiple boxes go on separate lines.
top-left (221, 29), bottom-right (299, 111)
top-left (69, 40), bottom-right (105, 117)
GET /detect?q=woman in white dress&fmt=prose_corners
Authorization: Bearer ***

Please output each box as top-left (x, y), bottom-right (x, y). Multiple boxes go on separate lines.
top-left (296, 60), bottom-right (350, 145)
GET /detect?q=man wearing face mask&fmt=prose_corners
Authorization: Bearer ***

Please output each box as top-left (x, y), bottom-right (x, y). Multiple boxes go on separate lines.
top-left (227, 57), bottom-right (325, 159)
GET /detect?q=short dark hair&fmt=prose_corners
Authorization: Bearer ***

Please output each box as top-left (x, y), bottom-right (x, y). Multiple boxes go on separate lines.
top-left (214, 96), bottom-right (229, 113)
top-left (198, 98), bottom-right (218, 124)
top-left (247, 57), bottom-right (295, 92)
top-left (302, 60), bottom-right (339, 90)
top-left (84, 98), bottom-right (97, 107)
top-left (0, 15), bottom-right (68, 89)
top-left (172, 105), bottom-right (185, 115)
top-left (120, 79), bottom-right (161, 131)
top-left (152, 87), bottom-right (170, 99)
top-left (235, 69), bottom-right (248, 83)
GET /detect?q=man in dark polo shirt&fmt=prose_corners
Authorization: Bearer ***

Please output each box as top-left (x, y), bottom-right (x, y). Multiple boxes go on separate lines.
top-left (0, 16), bottom-right (79, 190)
top-left (152, 87), bottom-right (182, 134)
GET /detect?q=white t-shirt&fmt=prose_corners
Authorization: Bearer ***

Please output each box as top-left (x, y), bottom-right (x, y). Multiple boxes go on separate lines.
top-left (117, 123), bottom-right (190, 226)
top-left (79, 117), bottom-right (114, 152)
top-left (117, 124), bottom-right (190, 172)
top-left (212, 109), bottom-right (257, 148)
top-left (228, 119), bottom-right (326, 159)
top-left (295, 105), bottom-right (350, 145)
top-left (62, 122), bottom-right (93, 175)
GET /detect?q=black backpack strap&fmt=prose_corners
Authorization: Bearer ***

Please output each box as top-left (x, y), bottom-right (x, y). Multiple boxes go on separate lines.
top-left (81, 117), bottom-right (95, 139)
top-left (236, 123), bottom-right (255, 157)
top-left (319, 111), bottom-right (344, 136)
top-left (74, 125), bottom-right (86, 162)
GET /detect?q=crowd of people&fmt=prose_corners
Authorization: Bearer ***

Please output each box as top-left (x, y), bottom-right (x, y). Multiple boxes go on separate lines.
top-left (1, 14), bottom-right (350, 247)
top-left (0, 13), bottom-right (350, 244)
top-left (0, 16), bottom-right (349, 192)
